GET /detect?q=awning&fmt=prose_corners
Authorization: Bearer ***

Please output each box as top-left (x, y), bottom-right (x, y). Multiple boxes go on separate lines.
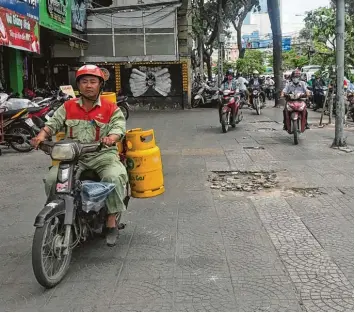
top-left (87, 0), bottom-right (181, 14)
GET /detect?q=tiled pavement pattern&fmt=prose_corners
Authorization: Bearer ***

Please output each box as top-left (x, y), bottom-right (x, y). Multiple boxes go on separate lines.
top-left (0, 103), bottom-right (353, 311)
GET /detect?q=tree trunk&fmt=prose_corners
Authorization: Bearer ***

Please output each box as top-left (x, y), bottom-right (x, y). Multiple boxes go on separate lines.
top-left (237, 25), bottom-right (245, 58)
top-left (267, 0), bottom-right (282, 107)
top-left (204, 51), bottom-right (212, 80)
top-left (332, 0), bottom-right (346, 147)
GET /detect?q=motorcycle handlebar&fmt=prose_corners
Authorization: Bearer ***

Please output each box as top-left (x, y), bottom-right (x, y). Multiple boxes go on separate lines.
top-left (38, 140), bottom-right (103, 155)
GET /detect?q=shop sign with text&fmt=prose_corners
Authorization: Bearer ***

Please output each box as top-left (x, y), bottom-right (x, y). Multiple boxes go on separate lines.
top-left (39, 0), bottom-right (71, 35)
top-left (0, 7), bottom-right (40, 53)
top-left (0, 0), bottom-right (39, 21)
top-left (71, 0), bottom-right (88, 32)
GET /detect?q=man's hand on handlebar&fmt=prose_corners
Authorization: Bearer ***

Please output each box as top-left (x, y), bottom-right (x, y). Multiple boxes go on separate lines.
top-left (31, 134), bottom-right (46, 149)
top-left (101, 134), bottom-right (121, 147)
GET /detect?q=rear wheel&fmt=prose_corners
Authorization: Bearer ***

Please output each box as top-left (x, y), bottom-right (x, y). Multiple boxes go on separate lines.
top-left (221, 112), bottom-right (229, 133)
top-left (119, 103), bottom-right (130, 120)
top-left (7, 123), bottom-right (35, 152)
top-left (293, 119), bottom-right (299, 145)
top-left (32, 212), bottom-right (72, 288)
top-left (192, 98), bottom-right (201, 108)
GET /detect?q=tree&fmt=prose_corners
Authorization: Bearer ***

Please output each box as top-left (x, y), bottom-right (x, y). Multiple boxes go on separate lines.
top-left (281, 49), bottom-right (309, 70)
top-left (267, 0), bottom-right (282, 107)
top-left (230, 0), bottom-right (260, 58)
top-left (235, 49), bottom-right (266, 74)
top-left (300, 2), bottom-right (354, 78)
top-left (192, 0), bottom-right (261, 79)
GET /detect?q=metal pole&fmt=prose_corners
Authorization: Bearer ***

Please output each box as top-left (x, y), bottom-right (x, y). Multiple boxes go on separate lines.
top-left (111, 14), bottom-right (115, 57)
top-left (217, 0), bottom-right (223, 86)
top-left (333, 0), bottom-right (345, 146)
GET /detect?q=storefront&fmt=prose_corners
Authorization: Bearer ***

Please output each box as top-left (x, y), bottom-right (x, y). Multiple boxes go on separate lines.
top-left (33, 0), bottom-right (88, 89)
top-left (0, 0), bottom-right (40, 94)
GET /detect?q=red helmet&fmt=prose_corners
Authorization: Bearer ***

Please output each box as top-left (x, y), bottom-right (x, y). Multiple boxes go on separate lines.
top-left (76, 65), bottom-right (105, 82)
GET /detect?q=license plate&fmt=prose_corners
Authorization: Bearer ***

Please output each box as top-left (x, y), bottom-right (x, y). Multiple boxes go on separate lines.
top-left (25, 118), bottom-right (34, 127)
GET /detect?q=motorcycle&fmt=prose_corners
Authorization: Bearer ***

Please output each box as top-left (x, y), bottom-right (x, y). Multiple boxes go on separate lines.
top-left (219, 89), bottom-right (243, 133)
top-left (251, 88), bottom-right (262, 115)
top-left (347, 92), bottom-right (354, 121)
top-left (32, 140), bottom-right (129, 288)
top-left (193, 82), bottom-right (216, 108)
top-left (28, 91), bottom-right (71, 129)
top-left (313, 86), bottom-right (327, 111)
top-left (306, 86), bottom-right (313, 108)
top-left (117, 95), bottom-right (130, 120)
top-left (266, 85), bottom-right (275, 100)
top-left (284, 93), bottom-right (308, 145)
top-left (0, 107), bottom-right (38, 152)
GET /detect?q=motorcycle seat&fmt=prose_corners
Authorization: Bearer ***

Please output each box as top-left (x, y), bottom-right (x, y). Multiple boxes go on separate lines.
top-left (27, 107), bottom-right (43, 113)
top-left (1, 108), bottom-right (27, 119)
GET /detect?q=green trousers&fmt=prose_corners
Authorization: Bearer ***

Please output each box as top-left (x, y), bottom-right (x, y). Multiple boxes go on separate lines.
top-left (45, 152), bottom-right (128, 214)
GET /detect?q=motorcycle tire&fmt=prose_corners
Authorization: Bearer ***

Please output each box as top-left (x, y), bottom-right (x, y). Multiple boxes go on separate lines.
top-left (119, 102), bottom-right (130, 120)
top-left (231, 113), bottom-right (236, 128)
top-left (293, 120), bottom-right (299, 145)
top-left (221, 112), bottom-right (229, 133)
top-left (32, 213), bottom-right (72, 288)
top-left (192, 98), bottom-right (201, 108)
top-left (255, 100), bottom-right (261, 115)
top-left (7, 123), bottom-right (35, 153)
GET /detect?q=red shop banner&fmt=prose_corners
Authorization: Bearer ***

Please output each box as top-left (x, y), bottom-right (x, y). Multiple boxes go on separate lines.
top-left (0, 7), bottom-right (40, 54)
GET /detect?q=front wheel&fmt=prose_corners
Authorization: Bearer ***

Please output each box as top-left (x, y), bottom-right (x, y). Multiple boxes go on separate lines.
top-left (221, 112), bottom-right (229, 133)
top-left (293, 119), bottom-right (299, 145)
top-left (32, 213), bottom-right (72, 288)
top-left (254, 99), bottom-right (261, 115)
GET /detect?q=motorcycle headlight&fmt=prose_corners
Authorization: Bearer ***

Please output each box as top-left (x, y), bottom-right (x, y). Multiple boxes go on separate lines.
top-left (51, 144), bottom-right (76, 161)
top-left (253, 90), bottom-right (258, 95)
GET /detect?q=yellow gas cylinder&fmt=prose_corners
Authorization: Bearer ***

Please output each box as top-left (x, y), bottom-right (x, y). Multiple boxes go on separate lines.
top-left (125, 128), bottom-right (165, 198)
top-left (100, 92), bottom-right (117, 103)
top-left (51, 132), bottom-right (66, 166)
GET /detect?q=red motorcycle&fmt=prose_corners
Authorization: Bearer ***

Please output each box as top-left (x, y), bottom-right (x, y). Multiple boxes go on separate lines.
top-left (28, 91), bottom-right (71, 129)
top-left (284, 93), bottom-right (307, 145)
top-left (219, 89), bottom-right (243, 133)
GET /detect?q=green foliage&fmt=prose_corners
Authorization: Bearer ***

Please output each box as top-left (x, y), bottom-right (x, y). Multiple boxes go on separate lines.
top-left (282, 49), bottom-right (309, 70)
top-left (235, 50), bottom-right (266, 75)
top-left (300, 3), bottom-right (354, 78)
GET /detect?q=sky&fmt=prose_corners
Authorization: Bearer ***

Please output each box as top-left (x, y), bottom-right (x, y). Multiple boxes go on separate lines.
top-left (281, 0), bottom-right (331, 34)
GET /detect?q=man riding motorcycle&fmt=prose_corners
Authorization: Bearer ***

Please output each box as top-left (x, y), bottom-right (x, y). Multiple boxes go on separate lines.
top-left (31, 64), bottom-right (127, 247)
top-left (236, 72), bottom-right (249, 104)
top-left (281, 69), bottom-right (310, 130)
top-left (249, 70), bottom-right (266, 106)
top-left (218, 70), bottom-right (238, 121)
top-left (264, 76), bottom-right (275, 99)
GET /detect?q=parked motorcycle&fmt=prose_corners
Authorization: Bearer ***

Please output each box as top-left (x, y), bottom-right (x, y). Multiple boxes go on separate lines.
top-left (117, 95), bottom-right (130, 120)
top-left (219, 89), bottom-right (243, 133)
top-left (193, 82), bottom-right (216, 108)
top-left (28, 91), bottom-right (71, 129)
top-left (284, 93), bottom-right (308, 145)
top-left (0, 107), bottom-right (38, 152)
top-left (346, 91), bottom-right (354, 121)
top-left (306, 86), bottom-right (313, 108)
top-left (32, 140), bottom-right (129, 288)
top-left (251, 88), bottom-right (262, 115)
